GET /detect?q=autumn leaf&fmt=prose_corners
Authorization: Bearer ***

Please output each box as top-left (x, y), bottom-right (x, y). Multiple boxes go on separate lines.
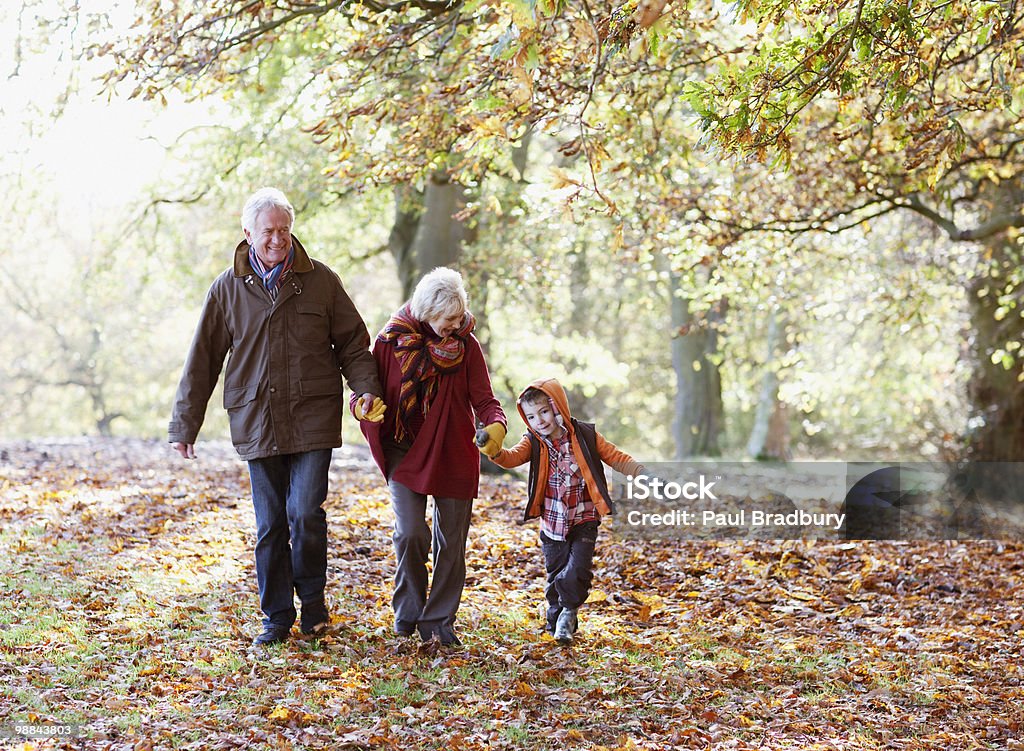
top-left (550, 167), bottom-right (582, 191)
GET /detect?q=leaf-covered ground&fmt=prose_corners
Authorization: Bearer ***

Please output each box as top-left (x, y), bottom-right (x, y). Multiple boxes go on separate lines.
top-left (1, 438), bottom-right (1022, 751)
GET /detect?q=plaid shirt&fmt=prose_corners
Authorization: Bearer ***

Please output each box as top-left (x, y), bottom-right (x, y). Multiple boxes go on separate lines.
top-left (539, 431), bottom-right (598, 541)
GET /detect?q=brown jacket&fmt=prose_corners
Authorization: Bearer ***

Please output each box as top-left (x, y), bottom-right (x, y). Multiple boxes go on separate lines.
top-left (168, 236), bottom-right (381, 460)
top-left (489, 377), bottom-right (643, 520)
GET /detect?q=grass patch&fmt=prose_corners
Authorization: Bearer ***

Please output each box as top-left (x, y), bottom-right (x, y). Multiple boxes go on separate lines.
top-left (472, 607), bottom-right (535, 642)
top-left (7, 688), bottom-right (49, 713)
top-left (684, 637), bottom-right (747, 665)
top-left (499, 723), bottom-right (531, 744)
top-left (195, 652), bottom-right (247, 676)
top-left (452, 662), bottom-right (493, 684)
top-left (413, 666), bottom-right (443, 681)
top-left (0, 613), bottom-right (64, 647)
top-left (621, 647), bottom-right (668, 670)
top-left (370, 677), bottom-right (427, 704)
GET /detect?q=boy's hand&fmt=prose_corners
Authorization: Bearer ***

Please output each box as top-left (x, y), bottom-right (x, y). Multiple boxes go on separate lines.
top-left (477, 422), bottom-right (506, 458)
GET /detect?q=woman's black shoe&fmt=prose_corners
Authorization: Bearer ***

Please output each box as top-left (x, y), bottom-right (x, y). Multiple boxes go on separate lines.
top-left (418, 623), bottom-right (462, 646)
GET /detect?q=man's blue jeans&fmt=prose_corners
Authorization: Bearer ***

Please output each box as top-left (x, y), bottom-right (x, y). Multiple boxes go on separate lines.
top-left (247, 449), bottom-right (332, 628)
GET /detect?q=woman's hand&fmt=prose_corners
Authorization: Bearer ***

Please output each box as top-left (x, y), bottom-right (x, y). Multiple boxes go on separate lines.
top-left (354, 394), bottom-right (387, 422)
top-left (476, 422), bottom-right (506, 457)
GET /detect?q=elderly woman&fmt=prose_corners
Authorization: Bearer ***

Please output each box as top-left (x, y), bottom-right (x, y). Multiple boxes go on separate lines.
top-left (357, 267), bottom-right (506, 646)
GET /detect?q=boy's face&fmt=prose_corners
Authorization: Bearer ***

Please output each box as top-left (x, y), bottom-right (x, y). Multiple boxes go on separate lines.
top-left (522, 398), bottom-right (564, 438)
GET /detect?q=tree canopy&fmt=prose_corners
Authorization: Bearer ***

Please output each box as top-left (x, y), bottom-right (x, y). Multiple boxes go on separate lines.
top-left (5, 0), bottom-right (1020, 461)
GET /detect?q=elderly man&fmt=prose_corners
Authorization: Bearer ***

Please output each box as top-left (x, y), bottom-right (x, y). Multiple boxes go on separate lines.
top-left (169, 187), bottom-right (385, 646)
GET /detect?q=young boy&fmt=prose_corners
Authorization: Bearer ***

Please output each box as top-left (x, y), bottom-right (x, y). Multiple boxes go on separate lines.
top-left (480, 377), bottom-right (644, 643)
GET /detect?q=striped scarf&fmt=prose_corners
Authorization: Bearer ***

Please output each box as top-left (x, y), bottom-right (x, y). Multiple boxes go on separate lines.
top-left (378, 303), bottom-right (475, 445)
top-left (248, 244), bottom-right (294, 300)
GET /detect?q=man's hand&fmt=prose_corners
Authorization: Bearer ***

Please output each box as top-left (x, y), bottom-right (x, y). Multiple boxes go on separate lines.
top-left (354, 394), bottom-right (386, 423)
top-left (172, 442), bottom-right (196, 459)
top-left (476, 422), bottom-right (506, 458)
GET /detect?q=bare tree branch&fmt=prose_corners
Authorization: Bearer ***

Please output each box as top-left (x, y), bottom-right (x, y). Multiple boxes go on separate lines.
top-left (899, 194), bottom-right (1024, 242)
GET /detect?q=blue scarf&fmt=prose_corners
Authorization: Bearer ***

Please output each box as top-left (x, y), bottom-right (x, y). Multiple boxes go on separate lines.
top-left (248, 244), bottom-right (294, 300)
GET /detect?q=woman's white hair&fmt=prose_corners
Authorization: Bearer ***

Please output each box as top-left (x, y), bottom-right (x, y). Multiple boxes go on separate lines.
top-left (410, 267), bottom-right (468, 322)
top-left (241, 187), bottom-right (295, 233)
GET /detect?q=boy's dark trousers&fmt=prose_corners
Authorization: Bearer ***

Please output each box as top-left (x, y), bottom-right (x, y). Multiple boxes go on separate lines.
top-left (540, 520), bottom-right (599, 632)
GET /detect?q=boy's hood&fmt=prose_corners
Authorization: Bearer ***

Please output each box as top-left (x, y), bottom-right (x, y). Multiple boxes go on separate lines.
top-left (517, 377), bottom-right (573, 439)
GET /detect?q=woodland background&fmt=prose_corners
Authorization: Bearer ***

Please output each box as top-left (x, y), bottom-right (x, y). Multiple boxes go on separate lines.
top-left (5, 0), bottom-right (1024, 464)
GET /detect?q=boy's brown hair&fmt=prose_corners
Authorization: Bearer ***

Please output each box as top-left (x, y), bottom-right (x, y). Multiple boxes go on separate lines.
top-left (519, 387), bottom-right (548, 407)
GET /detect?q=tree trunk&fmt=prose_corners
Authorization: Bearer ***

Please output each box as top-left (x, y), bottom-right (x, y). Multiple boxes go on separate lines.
top-left (746, 308), bottom-right (791, 460)
top-left (763, 399), bottom-right (791, 460)
top-left (965, 230), bottom-right (1024, 462)
top-left (411, 171), bottom-right (466, 280)
top-left (387, 186), bottom-right (421, 301)
top-left (569, 244), bottom-right (591, 332)
top-left (388, 172), bottom-right (468, 300)
top-left (670, 273), bottom-right (724, 458)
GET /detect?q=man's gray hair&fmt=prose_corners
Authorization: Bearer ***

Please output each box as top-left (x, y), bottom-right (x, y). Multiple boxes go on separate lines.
top-left (241, 187), bottom-right (295, 233)
top-left (410, 267), bottom-right (469, 322)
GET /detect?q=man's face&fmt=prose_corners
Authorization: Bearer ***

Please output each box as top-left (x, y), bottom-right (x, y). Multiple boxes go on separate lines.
top-left (522, 399), bottom-right (563, 438)
top-left (245, 207), bottom-right (293, 268)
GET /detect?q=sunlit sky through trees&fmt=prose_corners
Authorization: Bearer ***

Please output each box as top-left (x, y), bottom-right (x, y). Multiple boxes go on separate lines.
top-left (0, 1), bottom-right (993, 460)
top-left (2, 1), bottom-right (221, 238)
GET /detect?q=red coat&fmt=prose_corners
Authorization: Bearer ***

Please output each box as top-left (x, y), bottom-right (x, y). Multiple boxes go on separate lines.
top-left (357, 332), bottom-right (505, 499)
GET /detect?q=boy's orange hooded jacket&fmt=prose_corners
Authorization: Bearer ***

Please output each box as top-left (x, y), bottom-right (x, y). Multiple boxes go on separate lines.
top-left (489, 377), bottom-right (643, 520)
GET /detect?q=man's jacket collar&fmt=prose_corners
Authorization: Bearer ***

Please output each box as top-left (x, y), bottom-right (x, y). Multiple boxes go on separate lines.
top-left (233, 235), bottom-right (315, 277)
